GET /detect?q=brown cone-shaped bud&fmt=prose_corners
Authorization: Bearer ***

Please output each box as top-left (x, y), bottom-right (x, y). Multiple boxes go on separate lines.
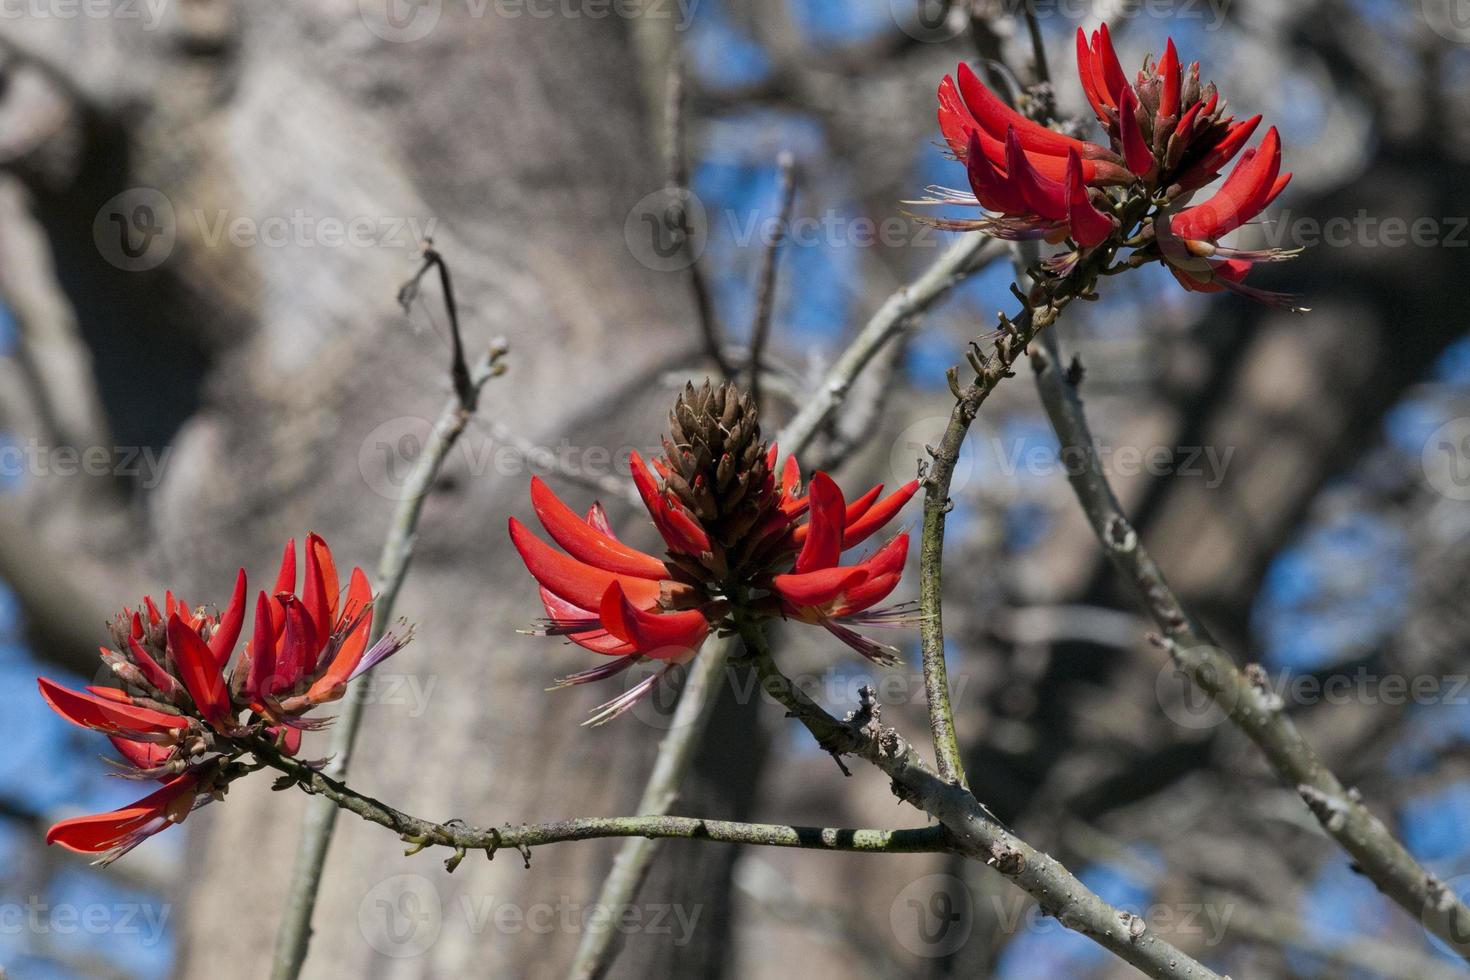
top-left (658, 380), bottom-right (788, 583)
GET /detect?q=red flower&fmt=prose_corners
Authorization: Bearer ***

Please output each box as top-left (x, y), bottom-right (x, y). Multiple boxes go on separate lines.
top-left (1155, 127), bottom-right (1299, 305)
top-left (918, 22), bottom-right (1300, 305)
top-left (510, 382), bottom-right (919, 724)
top-left (36, 534), bottom-right (412, 863)
top-left (46, 772), bottom-right (206, 866)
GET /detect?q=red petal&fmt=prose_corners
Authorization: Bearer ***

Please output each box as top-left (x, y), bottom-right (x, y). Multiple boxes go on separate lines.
top-left (957, 62), bottom-right (1087, 159)
top-left (302, 536), bottom-right (333, 655)
top-left (1075, 28), bottom-right (1109, 122)
top-left (795, 472), bottom-right (845, 573)
top-left (273, 538), bottom-right (297, 596)
top-left (1171, 127), bottom-right (1280, 241)
top-left (965, 131), bottom-right (1028, 214)
top-left (1157, 38), bottom-right (1181, 120)
top-left (108, 734), bottom-right (170, 770)
top-left (599, 583), bottom-right (707, 660)
top-left (46, 773), bottom-right (198, 853)
top-left (532, 476), bottom-right (668, 578)
top-left (245, 591), bottom-right (276, 701)
top-left (832, 534), bottom-right (910, 615)
top-left (37, 677), bottom-right (182, 736)
top-left (1066, 151), bottom-right (1116, 249)
top-left (308, 567), bottom-right (375, 698)
top-left (1094, 24), bottom-right (1129, 106)
top-left (1005, 128), bottom-right (1070, 221)
top-left (208, 568), bottom-right (247, 664)
top-left (539, 587), bottom-right (635, 655)
top-left (167, 614), bottom-right (232, 728)
top-left (773, 566), bottom-right (868, 609)
top-left (842, 480), bottom-right (920, 549)
top-left (271, 598), bottom-right (317, 695)
top-left (123, 636), bottom-right (176, 694)
top-left (1118, 86), bottom-right (1153, 177)
top-left (510, 517), bottom-right (662, 611)
top-left (629, 451), bottom-right (712, 555)
top-left (307, 533), bottom-right (341, 621)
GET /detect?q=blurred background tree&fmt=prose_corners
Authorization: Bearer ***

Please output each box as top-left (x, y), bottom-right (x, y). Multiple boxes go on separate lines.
top-left (1, 0), bottom-right (1468, 977)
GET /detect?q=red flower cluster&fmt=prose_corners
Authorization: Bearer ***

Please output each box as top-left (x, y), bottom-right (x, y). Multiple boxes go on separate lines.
top-left (921, 23), bottom-right (1299, 305)
top-left (510, 382), bottom-right (919, 724)
top-left (37, 535), bottom-right (410, 864)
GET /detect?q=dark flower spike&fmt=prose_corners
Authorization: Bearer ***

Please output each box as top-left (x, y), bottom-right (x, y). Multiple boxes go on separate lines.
top-left (510, 381), bottom-right (921, 721)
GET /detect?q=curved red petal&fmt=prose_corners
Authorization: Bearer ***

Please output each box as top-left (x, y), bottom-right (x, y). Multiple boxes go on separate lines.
top-left (1118, 86), bottom-right (1154, 177)
top-left (1157, 38), bottom-right (1181, 120)
top-left (843, 480), bottom-right (920, 550)
top-left (957, 62), bottom-right (1086, 159)
top-left (308, 568), bottom-right (375, 698)
top-left (167, 614), bottom-right (232, 727)
top-left (773, 566), bottom-right (868, 609)
top-left (795, 472), bottom-right (845, 573)
top-left (600, 583), bottom-right (708, 659)
top-left (510, 518), bottom-right (662, 611)
top-left (37, 677), bottom-right (181, 737)
top-left (531, 476), bottom-right (668, 579)
top-left (207, 568), bottom-right (248, 664)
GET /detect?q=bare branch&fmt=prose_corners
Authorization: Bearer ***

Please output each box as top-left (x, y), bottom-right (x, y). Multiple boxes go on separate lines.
top-left (1030, 326), bottom-right (1470, 961)
top-left (747, 151), bottom-right (797, 415)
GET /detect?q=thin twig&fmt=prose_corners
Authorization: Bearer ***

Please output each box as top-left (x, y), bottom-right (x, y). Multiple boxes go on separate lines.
top-left (566, 637), bottom-right (734, 980)
top-left (748, 151), bottom-right (797, 415)
top-left (270, 260), bottom-right (508, 980)
top-left (398, 241), bottom-right (477, 411)
top-left (244, 733), bottom-right (948, 859)
top-left (1030, 326), bottom-right (1470, 961)
top-left (733, 620), bottom-right (1221, 980)
top-left (663, 48), bottom-right (733, 378)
